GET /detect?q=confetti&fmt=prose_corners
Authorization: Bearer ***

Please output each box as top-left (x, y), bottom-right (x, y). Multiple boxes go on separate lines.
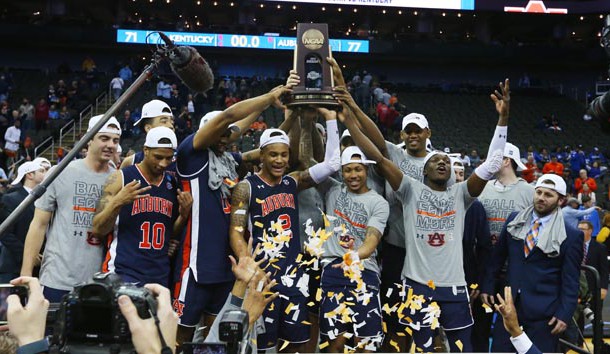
top-left (234, 226), bottom-right (244, 233)
top-left (254, 221), bottom-right (264, 228)
top-left (301, 320), bottom-right (311, 325)
top-left (285, 302), bottom-right (295, 314)
top-left (256, 198), bottom-right (264, 204)
top-left (279, 340), bottom-right (290, 352)
top-left (455, 339), bottom-right (464, 352)
top-left (469, 283), bottom-right (478, 289)
top-left (307, 301), bottom-right (315, 307)
top-left (482, 303), bottom-right (493, 313)
top-left (390, 340), bottom-right (400, 352)
top-left (234, 209), bottom-right (246, 215)
top-left (319, 341), bottom-right (329, 350)
top-left (427, 280), bottom-right (436, 290)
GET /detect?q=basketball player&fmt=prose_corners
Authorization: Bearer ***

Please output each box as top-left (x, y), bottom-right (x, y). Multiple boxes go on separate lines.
top-left (229, 110), bottom-right (340, 352)
top-left (92, 127), bottom-right (192, 287)
top-left (21, 115), bottom-right (121, 302)
top-left (338, 79), bottom-right (510, 352)
top-left (318, 146), bottom-right (389, 352)
top-left (120, 99), bottom-right (175, 169)
top-left (173, 86), bottom-right (291, 346)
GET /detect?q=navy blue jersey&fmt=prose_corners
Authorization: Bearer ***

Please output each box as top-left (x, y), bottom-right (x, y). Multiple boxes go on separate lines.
top-left (133, 150), bottom-right (177, 177)
top-left (103, 164), bottom-right (178, 287)
top-left (246, 173), bottom-right (302, 294)
top-left (173, 134), bottom-right (239, 288)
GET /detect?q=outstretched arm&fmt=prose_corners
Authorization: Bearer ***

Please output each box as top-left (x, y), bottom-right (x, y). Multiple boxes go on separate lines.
top-left (193, 86), bottom-right (291, 151)
top-left (467, 79), bottom-right (510, 197)
top-left (229, 181), bottom-right (251, 259)
top-left (337, 102), bottom-right (404, 191)
top-left (292, 109), bottom-right (340, 191)
top-left (331, 79), bottom-right (388, 158)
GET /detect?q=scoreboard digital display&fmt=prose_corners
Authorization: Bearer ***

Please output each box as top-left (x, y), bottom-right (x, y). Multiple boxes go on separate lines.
top-left (116, 29), bottom-right (369, 53)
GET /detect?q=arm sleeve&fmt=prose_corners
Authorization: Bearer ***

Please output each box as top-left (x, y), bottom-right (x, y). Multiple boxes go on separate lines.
top-left (308, 120), bottom-right (340, 184)
top-left (486, 125), bottom-right (508, 158)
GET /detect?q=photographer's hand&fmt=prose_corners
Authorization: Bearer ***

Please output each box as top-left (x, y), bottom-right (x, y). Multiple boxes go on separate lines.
top-left (119, 284), bottom-right (178, 354)
top-left (7, 277), bottom-right (49, 346)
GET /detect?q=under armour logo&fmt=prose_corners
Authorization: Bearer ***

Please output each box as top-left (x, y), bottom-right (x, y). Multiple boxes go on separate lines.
top-left (257, 185), bottom-right (264, 189)
top-left (73, 231), bottom-right (83, 237)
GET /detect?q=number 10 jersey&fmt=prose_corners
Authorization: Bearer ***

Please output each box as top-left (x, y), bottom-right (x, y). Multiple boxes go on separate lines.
top-left (103, 164), bottom-right (178, 287)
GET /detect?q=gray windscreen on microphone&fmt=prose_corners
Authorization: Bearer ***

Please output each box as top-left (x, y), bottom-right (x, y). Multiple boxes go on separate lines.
top-left (169, 46), bottom-right (214, 93)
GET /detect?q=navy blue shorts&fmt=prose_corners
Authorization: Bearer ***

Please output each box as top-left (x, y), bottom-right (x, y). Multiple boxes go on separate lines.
top-left (380, 241), bottom-right (407, 332)
top-left (172, 268), bottom-right (233, 327)
top-left (257, 292), bottom-right (310, 350)
top-left (319, 264), bottom-right (383, 341)
top-left (42, 286), bottom-right (70, 303)
top-left (398, 278), bottom-right (473, 331)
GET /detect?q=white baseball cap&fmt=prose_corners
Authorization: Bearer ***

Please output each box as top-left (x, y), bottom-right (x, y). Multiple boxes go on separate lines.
top-left (199, 110), bottom-right (240, 132)
top-left (144, 126), bottom-right (178, 149)
top-left (260, 128), bottom-right (290, 148)
top-left (504, 143), bottom-right (527, 171)
top-left (423, 151), bottom-right (450, 168)
top-left (134, 99), bottom-right (173, 126)
top-left (401, 113), bottom-right (429, 131)
top-left (340, 129), bottom-right (352, 142)
top-left (88, 115), bottom-right (122, 136)
top-left (341, 146), bottom-right (376, 166)
top-left (535, 174), bottom-right (567, 196)
top-left (12, 161), bottom-right (43, 185)
top-left (32, 157), bottom-right (51, 169)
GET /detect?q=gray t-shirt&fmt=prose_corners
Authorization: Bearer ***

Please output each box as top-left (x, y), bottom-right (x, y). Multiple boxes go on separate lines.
top-left (320, 179), bottom-right (389, 274)
top-left (478, 178), bottom-right (534, 245)
top-left (35, 159), bottom-right (114, 290)
top-left (396, 175), bottom-right (475, 286)
top-left (384, 141), bottom-right (426, 247)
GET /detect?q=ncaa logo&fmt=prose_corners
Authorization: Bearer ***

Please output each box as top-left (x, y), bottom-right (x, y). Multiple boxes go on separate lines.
top-left (427, 233), bottom-right (445, 247)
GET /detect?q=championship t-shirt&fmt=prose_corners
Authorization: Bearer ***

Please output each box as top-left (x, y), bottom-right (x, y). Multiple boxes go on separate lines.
top-left (36, 159), bottom-right (114, 290)
top-left (320, 179), bottom-right (389, 275)
top-left (396, 175), bottom-right (475, 286)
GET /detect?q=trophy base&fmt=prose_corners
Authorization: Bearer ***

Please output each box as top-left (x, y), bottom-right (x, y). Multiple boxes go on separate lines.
top-left (286, 92), bottom-right (339, 108)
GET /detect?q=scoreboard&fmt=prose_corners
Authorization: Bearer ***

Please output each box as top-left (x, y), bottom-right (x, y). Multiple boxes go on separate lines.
top-left (117, 29), bottom-right (369, 53)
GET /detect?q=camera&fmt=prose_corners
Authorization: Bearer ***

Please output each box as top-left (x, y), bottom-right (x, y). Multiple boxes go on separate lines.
top-left (219, 310), bottom-right (249, 354)
top-left (51, 272), bottom-right (157, 353)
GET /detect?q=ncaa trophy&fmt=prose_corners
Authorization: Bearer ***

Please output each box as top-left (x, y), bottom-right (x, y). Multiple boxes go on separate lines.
top-left (286, 23), bottom-right (339, 107)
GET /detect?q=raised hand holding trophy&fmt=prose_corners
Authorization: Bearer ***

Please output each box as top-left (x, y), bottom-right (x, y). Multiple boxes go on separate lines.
top-left (286, 23), bottom-right (339, 107)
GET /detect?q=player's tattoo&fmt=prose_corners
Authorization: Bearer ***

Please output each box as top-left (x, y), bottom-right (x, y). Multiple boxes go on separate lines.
top-left (299, 121), bottom-right (314, 168)
top-left (230, 181), bottom-right (251, 229)
top-left (365, 226), bottom-right (382, 241)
